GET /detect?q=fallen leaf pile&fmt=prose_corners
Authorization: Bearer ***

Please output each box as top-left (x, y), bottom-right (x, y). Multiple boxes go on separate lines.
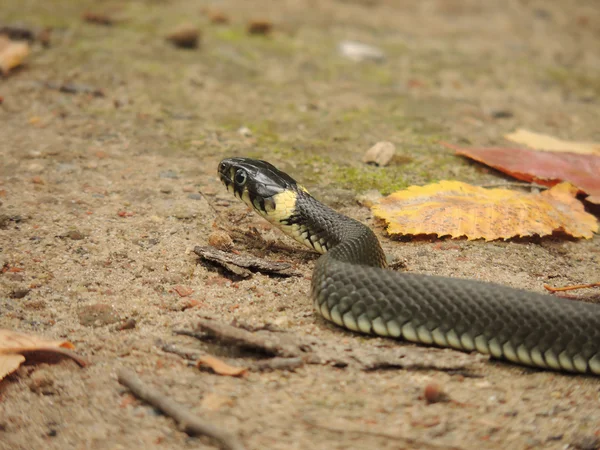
top-left (372, 181), bottom-right (598, 241)
top-left (0, 329), bottom-right (86, 380)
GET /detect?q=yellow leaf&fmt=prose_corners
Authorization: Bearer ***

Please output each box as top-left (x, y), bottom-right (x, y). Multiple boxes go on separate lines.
top-left (0, 329), bottom-right (86, 380)
top-left (505, 128), bottom-right (600, 156)
top-left (372, 181), bottom-right (598, 241)
top-left (0, 36), bottom-right (29, 75)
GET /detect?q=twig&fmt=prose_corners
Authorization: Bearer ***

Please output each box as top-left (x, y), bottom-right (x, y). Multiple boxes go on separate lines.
top-left (161, 343), bottom-right (204, 361)
top-left (477, 182), bottom-right (548, 190)
top-left (194, 318), bottom-right (306, 357)
top-left (193, 245), bottom-right (301, 278)
top-left (303, 417), bottom-right (464, 450)
top-left (544, 282), bottom-right (600, 292)
top-left (116, 368), bottom-right (246, 450)
top-left (250, 357), bottom-right (304, 372)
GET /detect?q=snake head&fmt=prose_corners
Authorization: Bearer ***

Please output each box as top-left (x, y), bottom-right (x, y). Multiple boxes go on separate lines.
top-left (218, 157), bottom-right (299, 214)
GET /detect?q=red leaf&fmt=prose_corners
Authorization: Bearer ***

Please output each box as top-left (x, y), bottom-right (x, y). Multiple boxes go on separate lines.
top-left (442, 142), bottom-right (600, 204)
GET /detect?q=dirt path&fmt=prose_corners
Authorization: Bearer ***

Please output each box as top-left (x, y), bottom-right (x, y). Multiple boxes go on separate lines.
top-left (1, 1), bottom-right (599, 449)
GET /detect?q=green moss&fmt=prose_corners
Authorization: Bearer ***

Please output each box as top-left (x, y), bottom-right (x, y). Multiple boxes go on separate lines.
top-left (334, 165), bottom-right (410, 194)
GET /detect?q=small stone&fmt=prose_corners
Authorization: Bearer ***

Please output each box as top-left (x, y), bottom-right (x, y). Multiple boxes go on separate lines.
top-left (0, 214), bottom-right (9, 228)
top-left (247, 20), bottom-right (273, 35)
top-left (160, 186), bottom-right (173, 194)
top-left (490, 110), bottom-right (514, 119)
top-left (423, 383), bottom-right (449, 404)
top-left (10, 288), bottom-right (30, 299)
top-left (166, 24), bottom-right (200, 49)
top-left (27, 163), bottom-right (45, 173)
top-left (208, 230), bottom-right (234, 251)
top-left (237, 126), bottom-right (252, 137)
top-left (27, 371), bottom-right (56, 395)
top-left (115, 318), bottom-right (137, 331)
top-left (571, 434), bottom-right (600, 450)
top-left (78, 303), bottom-right (120, 327)
top-left (339, 40), bottom-right (385, 63)
top-left (65, 230), bottom-right (85, 240)
top-left (172, 208), bottom-right (195, 220)
top-left (31, 176), bottom-right (45, 185)
top-left (187, 193), bottom-right (202, 200)
top-left (159, 170), bottom-right (179, 179)
top-left (362, 141), bottom-right (395, 166)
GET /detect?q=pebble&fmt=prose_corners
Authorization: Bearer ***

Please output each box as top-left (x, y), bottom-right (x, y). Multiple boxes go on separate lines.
top-left (571, 434), bottom-right (600, 450)
top-left (247, 20), bottom-right (273, 35)
top-left (78, 303), bottom-right (121, 327)
top-left (339, 40), bottom-right (385, 62)
top-left (166, 24), bottom-right (200, 49)
top-left (208, 230), bottom-right (234, 251)
top-left (10, 288), bottom-right (30, 299)
top-left (172, 208), bottom-right (196, 220)
top-left (27, 370), bottom-right (56, 395)
top-left (64, 229), bottom-right (85, 240)
top-left (187, 193), bottom-right (202, 200)
top-left (423, 383), bottom-right (449, 404)
top-left (159, 170), bottom-right (179, 179)
top-left (237, 126), bottom-right (252, 137)
top-left (160, 186), bottom-right (172, 194)
top-left (362, 141), bottom-right (395, 166)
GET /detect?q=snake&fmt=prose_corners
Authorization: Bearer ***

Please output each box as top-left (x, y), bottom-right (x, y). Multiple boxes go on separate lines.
top-left (218, 157), bottom-right (600, 375)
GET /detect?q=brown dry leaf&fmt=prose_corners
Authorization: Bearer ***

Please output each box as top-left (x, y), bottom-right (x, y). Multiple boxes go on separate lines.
top-left (372, 181), bottom-right (598, 241)
top-left (443, 142), bottom-right (600, 204)
top-left (0, 35), bottom-right (29, 75)
top-left (196, 354), bottom-right (248, 377)
top-left (505, 129), bottom-right (600, 156)
top-left (0, 329), bottom-right (86, 380)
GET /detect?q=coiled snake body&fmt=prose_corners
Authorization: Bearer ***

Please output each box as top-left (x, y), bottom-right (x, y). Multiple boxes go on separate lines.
top-left (218, 157), bottom-right (600, 375)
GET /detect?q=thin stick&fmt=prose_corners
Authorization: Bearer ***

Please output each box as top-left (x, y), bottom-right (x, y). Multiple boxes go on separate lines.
top-left (117, 368), bottom-right (246, 450)
top-left (544, 282), bottom-right (600, 292)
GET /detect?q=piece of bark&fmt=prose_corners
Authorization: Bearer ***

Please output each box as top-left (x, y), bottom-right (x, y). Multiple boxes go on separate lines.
top-left (192, 318), bottom-right (306, 357)
top-left (117, 368), bottom-right (246, 450)
top-left (193, 245), bottom-right (301, 277)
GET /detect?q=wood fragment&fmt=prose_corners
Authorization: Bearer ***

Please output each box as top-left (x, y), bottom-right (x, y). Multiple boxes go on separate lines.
top-left (192, 318), bottom-right (306, 357)
top-left (163, 343), bottom-right (303, 372)
top-left (161, 343), bottom-right (204, 361)
top-left (194, 246), bottom-right (301, 277)
top-left (250, 357), bottom-right (303, 372)
top-left (544, 282), bottom-right (600, 292)
top-left (117, 368), bottom-right (246, 450)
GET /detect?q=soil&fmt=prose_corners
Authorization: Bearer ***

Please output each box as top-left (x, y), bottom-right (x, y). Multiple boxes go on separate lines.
top-left (1, 1), bottom-right (599, 449)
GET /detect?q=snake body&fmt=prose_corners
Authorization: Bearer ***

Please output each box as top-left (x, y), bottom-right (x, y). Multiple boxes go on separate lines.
top-left (218, 157), bottom-right (600, 375)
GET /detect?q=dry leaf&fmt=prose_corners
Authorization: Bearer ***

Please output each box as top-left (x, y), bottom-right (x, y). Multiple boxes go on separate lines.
top-left (505, 129), bottom-right (600, 156)
top-left (0, 329), bottom-right (86, 380)
top-left (372, 181), bottom-right (598, 241)
top-left (442, 142), bottom-right (600, 204)
top-left (196, 355), bottom-right (248, 377)
top-left (0, 36), bottom-right (29, 75)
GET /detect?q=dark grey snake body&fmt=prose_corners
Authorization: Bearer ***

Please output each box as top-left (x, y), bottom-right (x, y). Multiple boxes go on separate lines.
top-left (219, 157), bottom-right (600, 375)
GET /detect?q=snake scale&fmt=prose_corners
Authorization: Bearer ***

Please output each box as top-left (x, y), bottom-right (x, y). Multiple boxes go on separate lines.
top-left (218, 157), bottom-right (600, 375)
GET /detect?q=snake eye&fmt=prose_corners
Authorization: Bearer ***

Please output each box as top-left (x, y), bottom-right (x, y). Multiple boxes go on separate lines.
top-left (234, 169), bottom-right (247, 186)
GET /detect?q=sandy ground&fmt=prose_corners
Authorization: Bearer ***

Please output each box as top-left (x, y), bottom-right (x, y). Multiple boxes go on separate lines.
top-left (1, 0), bottom-right (600, 449)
